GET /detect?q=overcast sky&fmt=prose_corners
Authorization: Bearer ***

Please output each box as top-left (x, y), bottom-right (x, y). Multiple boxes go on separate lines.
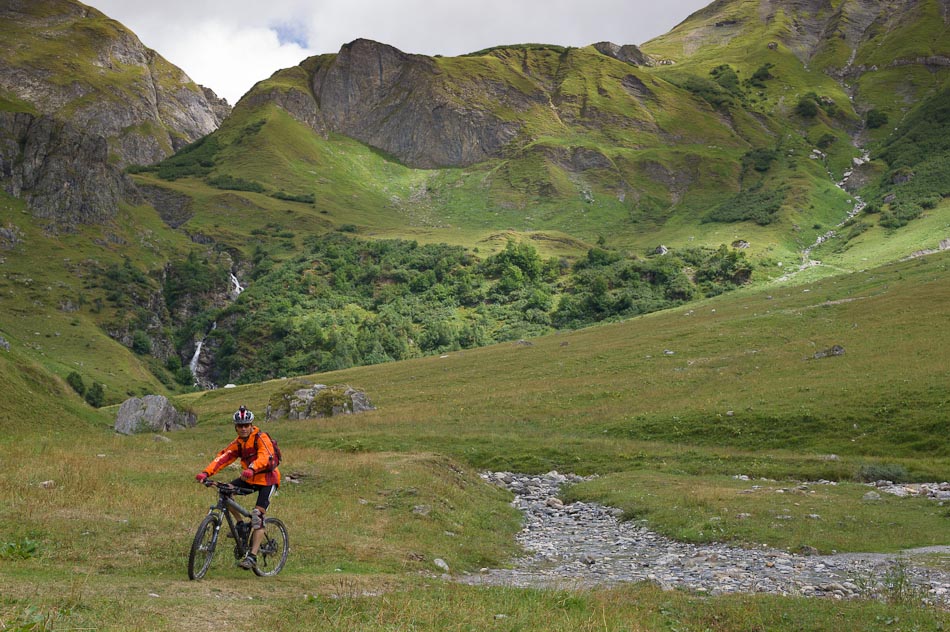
top-left (87, 0), bottom-right (710, 105)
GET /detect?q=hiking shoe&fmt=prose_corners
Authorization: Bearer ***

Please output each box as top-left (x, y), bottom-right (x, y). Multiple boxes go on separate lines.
top-left (238, 553), bottom-right (257, 570)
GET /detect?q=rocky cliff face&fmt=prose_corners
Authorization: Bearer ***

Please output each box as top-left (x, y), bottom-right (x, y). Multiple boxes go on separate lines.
top-left (0, 111), bottom-right (128, 226)
top-left (0, 0), bottom-right (230, 225)
top-left (307, 39), bottom-right (525, 168)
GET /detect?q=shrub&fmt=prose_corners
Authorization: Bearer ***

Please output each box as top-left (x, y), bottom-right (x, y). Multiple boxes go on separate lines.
top-left (272, 191), bottom-right (315, 204)
top-left (206, 174), bottom-right (265, 193)
top-left (706, 185), bottom-right (787, 225)
top-left (855, 463), bottom-right (909, 483)
top-left (131, 330), bottom-right (151, 355)
top-left (796, 94), bottom-right (819, 118)
top-left (0, 537), bottom-right (38, 560)
top-left (815, 133), bottom-right (837, 149)
top-left (749, 63), bottom-right (774, 87)
top-left (85, 382), bottom-right (105, 408)
top-left (866, 109), bottom-right (889, 129)
top-left (710, 65), bottom-right (740, 94)
top-left (66, 371), bottom-right (86, 396)
top-left (677, 74), bottom-right (734, 109)
top-left (742, 148), bottom-right (778, 172)
top-left (156, 135), bottom-right (220, 180)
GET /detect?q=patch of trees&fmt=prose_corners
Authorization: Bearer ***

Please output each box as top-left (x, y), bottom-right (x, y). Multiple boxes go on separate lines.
top-left (205, 234), bottom-right (752, 383)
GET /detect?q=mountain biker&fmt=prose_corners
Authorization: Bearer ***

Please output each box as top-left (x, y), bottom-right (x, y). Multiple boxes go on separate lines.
top-left (196, 406), bottom-right (281, 570)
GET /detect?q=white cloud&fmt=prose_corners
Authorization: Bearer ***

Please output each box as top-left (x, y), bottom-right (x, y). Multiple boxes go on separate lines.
top-left (87, 0), bottom-right (710, 105)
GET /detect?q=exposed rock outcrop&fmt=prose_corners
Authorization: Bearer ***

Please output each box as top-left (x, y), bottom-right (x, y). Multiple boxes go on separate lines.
top-left (307, 39), bottom-right (525, 168)
top-left (0, 112), bottom-right (129, 227)
top-left (0, 0), bottom-right (230, 224)
top-left (593, 42), bottom-right (655, 67)
top-left (266, 383), bottom-right (375, 420)
top-left (115, 394), bottom-right (197, 434)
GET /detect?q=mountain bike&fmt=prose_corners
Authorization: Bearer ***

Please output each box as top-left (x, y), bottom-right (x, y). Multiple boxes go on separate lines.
top-left (188, 479), bottom-right (289, 580)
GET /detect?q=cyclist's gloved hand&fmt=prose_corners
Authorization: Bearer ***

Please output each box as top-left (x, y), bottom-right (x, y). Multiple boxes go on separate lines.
top-left (241, 468), bottom-right (254, 480)
top-left (196, 472), bottom-right (208, 483)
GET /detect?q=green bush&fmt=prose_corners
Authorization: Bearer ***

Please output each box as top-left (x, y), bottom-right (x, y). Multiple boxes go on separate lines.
top-left (855, 463), bottom-right (909, 483)
top-left (66, 371), bottom-right (86, 396)
top-left (742, 148), bottom-right (778, 172)
top-left (131, 330), bottom-right (151, 355)
top-left (85, 382), bottom-right (105, 408)
top-left (866, 109), bottom-right (889, 129)
top-left (205, 174), bottom-right (265, 193)
top-left (815, 133), bottom-right (837, 149)
top-left (272, 191), bottom-right (316, 204)
top-left (795, 94), bottom-right (819, 118)
top-left (749, 63), bottom-right (774, 87)
top-left (156, 135), bottom-right (220, 180)
top-left (710, 65), bottom-right (740, 94)
top-left (676, 74), bottom-right (734, 110)
top-left (706, 185), bottom-right (787, 225)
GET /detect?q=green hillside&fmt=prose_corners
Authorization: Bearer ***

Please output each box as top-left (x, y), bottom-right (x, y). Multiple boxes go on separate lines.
top-left (2, 245), bottom-right (949, 630)
top-left (2, 2), bottom-right (950, 626)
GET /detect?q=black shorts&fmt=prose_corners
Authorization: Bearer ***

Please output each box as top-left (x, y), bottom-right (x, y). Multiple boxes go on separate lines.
top-left (229, 478), bottom-right (277, 510)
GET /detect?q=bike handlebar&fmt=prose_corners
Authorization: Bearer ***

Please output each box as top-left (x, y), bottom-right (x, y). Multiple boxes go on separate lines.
top-left (201, 479), bottom-right (254, 495)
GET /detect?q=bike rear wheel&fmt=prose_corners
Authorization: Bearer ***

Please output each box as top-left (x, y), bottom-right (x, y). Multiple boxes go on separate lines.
top-left (188, 513), bottom-right (221, 580)
top-left (253, 517), bottom-right (289, 577)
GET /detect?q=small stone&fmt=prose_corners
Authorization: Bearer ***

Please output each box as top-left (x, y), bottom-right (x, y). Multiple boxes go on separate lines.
top-left (433, 558), bottom-right (450, 572)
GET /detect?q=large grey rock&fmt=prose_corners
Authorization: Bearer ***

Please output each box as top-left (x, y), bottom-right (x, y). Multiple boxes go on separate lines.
top-left (267, 383), bottom-right (375, 420)
top-left (305, 39), bottom-right (524, 168)
top-left (115, 395), bottom-right (197, 435)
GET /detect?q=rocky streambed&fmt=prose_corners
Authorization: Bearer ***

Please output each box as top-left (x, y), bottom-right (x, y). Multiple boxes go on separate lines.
top-left (458, 472), bottom-right (950, 608)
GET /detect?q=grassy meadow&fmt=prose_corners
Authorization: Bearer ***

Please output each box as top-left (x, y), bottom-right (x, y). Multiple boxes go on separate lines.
top-left (2, 248), bottom-right (949, 630)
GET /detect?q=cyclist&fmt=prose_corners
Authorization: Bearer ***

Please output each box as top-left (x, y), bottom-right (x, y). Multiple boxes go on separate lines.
top-left (196, 406), bottom-right (281, 570)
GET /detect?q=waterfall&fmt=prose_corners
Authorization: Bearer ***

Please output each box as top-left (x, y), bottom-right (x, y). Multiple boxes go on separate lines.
top-left (188, 339), bottom-right (203, 377)
top-left (188, 269), bottom-right (245, 389)
top-left (229, 272), bottom-right (244, 299)
top-left (189, 322), bottom-right (217, 386)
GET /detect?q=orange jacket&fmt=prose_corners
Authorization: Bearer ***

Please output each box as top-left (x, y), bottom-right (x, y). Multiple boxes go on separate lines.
top-left (202, 426), bottom-right (281, 487)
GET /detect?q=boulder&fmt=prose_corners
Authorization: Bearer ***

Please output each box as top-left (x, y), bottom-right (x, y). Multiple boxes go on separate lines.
top-left (267, 383), bottom-right (375, 420)
top-left (115, 395), bottom-right (197, 435)
top-left (812, 345), bottom-right (845, 360)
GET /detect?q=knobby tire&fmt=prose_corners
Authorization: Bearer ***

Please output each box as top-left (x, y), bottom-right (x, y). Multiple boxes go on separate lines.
top-left (253, 517), bottom-right (289, 577)
top-left (188, 513), bottom-right (220, 580)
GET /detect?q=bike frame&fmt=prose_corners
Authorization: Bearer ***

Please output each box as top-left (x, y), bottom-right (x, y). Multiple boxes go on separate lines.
top-left (207, 482), bottom-right (254, 551)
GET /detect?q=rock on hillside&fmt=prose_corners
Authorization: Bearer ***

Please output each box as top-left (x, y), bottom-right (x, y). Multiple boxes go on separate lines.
top-left (306, 39), bottom-right (524, 168)
top-left (0, 0), bottom-right (230, 224)
top-left (115, 394), bottom-right (197, 434)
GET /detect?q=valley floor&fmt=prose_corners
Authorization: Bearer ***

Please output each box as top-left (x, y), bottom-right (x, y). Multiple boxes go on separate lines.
top-left (461, 472), bottom-right (950, 609)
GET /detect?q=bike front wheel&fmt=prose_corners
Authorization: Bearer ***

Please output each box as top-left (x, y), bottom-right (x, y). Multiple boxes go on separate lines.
top-left (188, 513), bottom-right (221, 580)
top-left (253, 517), bottom-right (289, 577)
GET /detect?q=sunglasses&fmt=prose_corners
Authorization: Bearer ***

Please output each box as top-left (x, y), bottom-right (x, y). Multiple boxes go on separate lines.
top-left (234, 422), bottom-right (252, 427)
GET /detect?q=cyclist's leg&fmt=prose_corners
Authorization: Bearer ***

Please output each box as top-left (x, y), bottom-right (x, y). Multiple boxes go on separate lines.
top-left (249, 485), bottom-right (277, 556)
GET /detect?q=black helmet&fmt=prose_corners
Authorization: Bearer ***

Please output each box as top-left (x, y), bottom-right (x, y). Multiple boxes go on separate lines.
top-left (232, 405), bottom-right (254, 424)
